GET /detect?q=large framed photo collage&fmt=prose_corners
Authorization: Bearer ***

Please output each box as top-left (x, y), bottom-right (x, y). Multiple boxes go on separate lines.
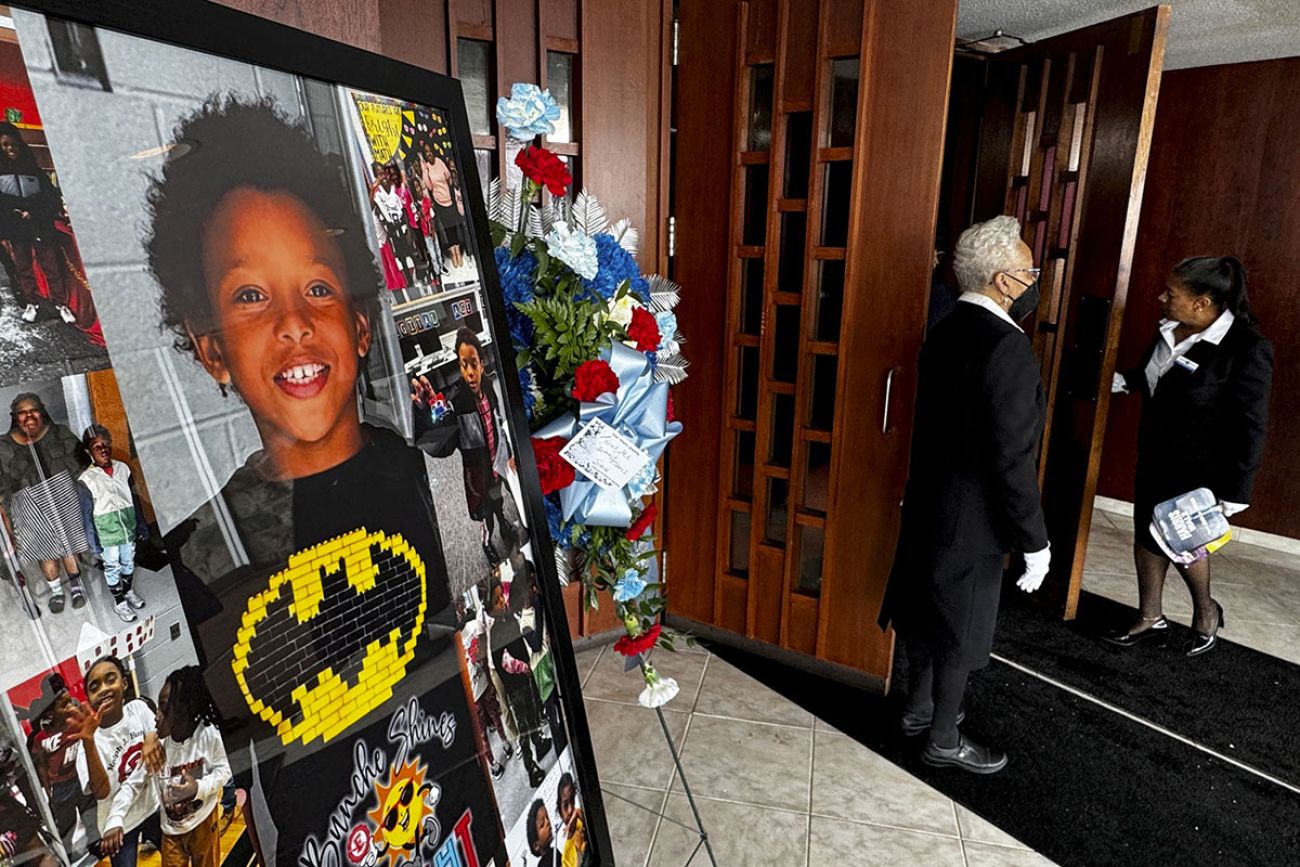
top-left (0, 2), bottom-right (609, 866)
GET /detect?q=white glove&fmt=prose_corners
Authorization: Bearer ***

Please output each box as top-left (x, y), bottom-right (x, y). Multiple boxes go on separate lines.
top-left (1017, 544), bottom-right (1050, 593)
top-left (1111, 372), bottom-right (1128, 394)
top-left (1221, 501), bottom-right (1248, 518)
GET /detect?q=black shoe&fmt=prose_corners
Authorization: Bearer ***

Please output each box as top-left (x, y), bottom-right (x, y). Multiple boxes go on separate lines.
top-left (526, 764), bottom-right (545, 788)
top-left (489, 761), bottom-right (505, 780)
top-left (1100, 616), bottom-right (1169, 648)
top-left (1187, 601), bottom-right (1225, 658)
top-left (900, 708), bottom-right (966, 738)
top-left (68, 576), bottom-right (86, 609)
top-left (921, 733), bottom-right (1008, 774)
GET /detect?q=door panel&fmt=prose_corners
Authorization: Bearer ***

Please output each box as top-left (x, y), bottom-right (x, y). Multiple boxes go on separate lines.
top-left (668, 0), bottom-right (957, 686)
top-left (971, 6), bottom-right (1170, 618)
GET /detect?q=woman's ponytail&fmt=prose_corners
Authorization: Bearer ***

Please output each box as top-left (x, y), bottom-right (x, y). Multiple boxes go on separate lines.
top-left (1219, 256), bottom-right (1257, 326)
top-left (1172, 255), bottom-right (1258, 327)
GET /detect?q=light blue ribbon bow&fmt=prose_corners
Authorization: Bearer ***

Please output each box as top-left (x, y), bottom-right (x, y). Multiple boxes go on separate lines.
top-left (535, 343), bottom-right (682, 527)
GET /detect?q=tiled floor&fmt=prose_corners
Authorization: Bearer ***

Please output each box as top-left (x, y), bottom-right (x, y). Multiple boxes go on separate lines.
top-left (574, 510), bottom-right (1300, 865)
top-left (575, 643), bottom-right (1059, 867)
top-left (1082, 507), bottom-right (1300, 664)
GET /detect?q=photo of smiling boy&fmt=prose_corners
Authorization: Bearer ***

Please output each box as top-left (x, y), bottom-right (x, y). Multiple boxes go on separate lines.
top-left (142, 97), bottom-right (500, 864)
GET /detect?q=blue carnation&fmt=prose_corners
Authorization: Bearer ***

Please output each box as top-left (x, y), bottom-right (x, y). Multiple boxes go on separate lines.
top-left (496, 83), bottom-right (561, 140)
top-left (518, 366), bottom-right (537, 420)
top-left (654, 311), bottom-right (678, 348)
top-left (544, 495), bottom-right (567, 550)
top-left (612, 569), bottom-right (647, 602)
top-left (580, 234), bottom-right (649, 303)
top-left (496, 246), bottom-right (537, 352)
top-left (495, 246), bottom-right (537, 306)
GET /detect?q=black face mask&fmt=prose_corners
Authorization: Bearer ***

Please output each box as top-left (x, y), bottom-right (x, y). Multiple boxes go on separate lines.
top-left (1006, 276), bottom-right (1041, 323)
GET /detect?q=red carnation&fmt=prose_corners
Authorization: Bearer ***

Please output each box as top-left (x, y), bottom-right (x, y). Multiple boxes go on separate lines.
top-left (515, 145), bottom-right (572, 197)
top-left (626, 503), bottom-right (658, 540)
top-left (627, 306), bottom-right (661, 352)
top-left (531, 436), bottom-right (575, 494)
top-left (572, 359), bottom-right (620, 402)
top-left (614, 623), bottom-right (662, 657)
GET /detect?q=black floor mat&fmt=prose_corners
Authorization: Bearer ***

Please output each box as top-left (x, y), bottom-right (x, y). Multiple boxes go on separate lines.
top-left (994, 588), bottom-right (1300, 787)
top-left (703, 636), bottom-right (1300, 867)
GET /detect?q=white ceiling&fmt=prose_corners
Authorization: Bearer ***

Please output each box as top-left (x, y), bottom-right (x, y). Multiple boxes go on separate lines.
top-left (957, 0), bottom-right (1300, 69)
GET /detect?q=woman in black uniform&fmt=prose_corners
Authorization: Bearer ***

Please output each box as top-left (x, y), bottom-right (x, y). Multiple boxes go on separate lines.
top-left (1104, 256), bottom-right (1273, 657)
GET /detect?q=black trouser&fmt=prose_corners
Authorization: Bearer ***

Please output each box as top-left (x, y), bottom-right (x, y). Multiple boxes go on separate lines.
top-left (903, 640), bottom-right (969, 749)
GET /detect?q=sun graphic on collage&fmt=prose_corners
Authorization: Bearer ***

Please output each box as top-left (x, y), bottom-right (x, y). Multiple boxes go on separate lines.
top-left (366, 756), bottom-right (441, 867)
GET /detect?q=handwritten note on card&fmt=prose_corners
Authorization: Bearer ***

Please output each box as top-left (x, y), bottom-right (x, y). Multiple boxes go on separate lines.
top-left (560, 418), bottom-right (651, 491)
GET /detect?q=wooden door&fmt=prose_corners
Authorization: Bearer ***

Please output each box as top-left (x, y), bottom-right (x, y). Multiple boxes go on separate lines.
top-left (668, 0), bottom-right (958, 687)
top-left (969, 7), bottom-right (1170, 618)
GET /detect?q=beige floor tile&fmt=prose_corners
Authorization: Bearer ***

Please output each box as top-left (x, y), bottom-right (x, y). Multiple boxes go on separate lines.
top-left (1095, 509), bottom-right (1128, 530)
top-left (574, 644), bottom-right (605, 688)
top-left (1223, 560), bottom-right (1300, 609)
top-left (1224, 542), bottom-right (1297, 571)
top-left (694, 656), bottom-right (814, 727)
top-left (811, 730), bottom-right (958, 836)
top-left (1081, 570), bottom-right (1194, 616)
top-left (670, 714), bottom-right (812, 810)
top-left (956, 805), bottom-right (1030, 850)
top-left (584, 699), bottom-right (690, 790)
top-left (648, 795), bottom-right (808, 867)
top-left (1212, 582), bottom-right (1300, 626)
top-left (963, 841), bottom-right (1061, 866)
top-left (1218, 619), bottom-right (1300, 664)
top-left (1082, 539), bottom-right (1134, 575)
top-left (600, 783), bottom-right (666, 867)
top-left (807, 816), bottom-right (964, 867)
top-left (582, 646), bottom-right (709, 707)
top-left (1205, 550), bottom-right (1260, 584)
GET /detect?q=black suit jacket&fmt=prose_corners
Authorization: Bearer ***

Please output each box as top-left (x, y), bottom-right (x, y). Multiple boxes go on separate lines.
top-left (878, 301), bottom-right (1048, 662)
top-left (896, 301), bottom-right (1049, 556)
top-left (1121, 317), bottom-right (1273, 506)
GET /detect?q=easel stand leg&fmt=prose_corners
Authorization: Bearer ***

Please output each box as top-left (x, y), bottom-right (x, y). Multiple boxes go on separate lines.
top-left (655, 706), bottom-right (718, 867)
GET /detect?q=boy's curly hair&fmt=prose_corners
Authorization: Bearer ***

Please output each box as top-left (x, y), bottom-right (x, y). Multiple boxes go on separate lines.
top-left (144, 95), bottom-right (380, 358)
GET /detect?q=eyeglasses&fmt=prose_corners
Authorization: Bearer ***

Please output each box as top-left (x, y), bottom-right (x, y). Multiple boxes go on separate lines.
top-left (1000, 267), bottom-right (1040, 288)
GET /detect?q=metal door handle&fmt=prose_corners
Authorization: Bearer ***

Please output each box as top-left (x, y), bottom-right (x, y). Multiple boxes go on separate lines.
top-left (882, 367), bottom-right (896, 434)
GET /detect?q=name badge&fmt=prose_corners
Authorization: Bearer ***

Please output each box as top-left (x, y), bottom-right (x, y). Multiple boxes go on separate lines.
top-left (1174, 355), bottom-right (1199, 373)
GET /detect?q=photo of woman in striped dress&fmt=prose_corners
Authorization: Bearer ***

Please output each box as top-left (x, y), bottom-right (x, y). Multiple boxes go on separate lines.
top-left (0, 392), bottom-right (89, 613)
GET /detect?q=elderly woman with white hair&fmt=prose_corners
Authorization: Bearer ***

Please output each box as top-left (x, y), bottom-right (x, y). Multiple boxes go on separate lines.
top-left (878, 215), bottom-right (1050, 774)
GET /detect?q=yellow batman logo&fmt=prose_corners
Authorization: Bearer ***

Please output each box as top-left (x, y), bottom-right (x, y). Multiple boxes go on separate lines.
top-left (231, 528), bottom-right (427, 746)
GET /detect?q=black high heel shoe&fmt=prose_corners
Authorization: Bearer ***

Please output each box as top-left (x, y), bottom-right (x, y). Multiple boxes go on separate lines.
top-left (1101, 616), bottom-right (1169, 648)
top-left (1187, 601), bottom-right (1225, 658)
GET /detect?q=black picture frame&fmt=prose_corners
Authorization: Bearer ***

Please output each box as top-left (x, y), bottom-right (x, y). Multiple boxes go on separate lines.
top-left (9, 0), bottom-right (613, 862)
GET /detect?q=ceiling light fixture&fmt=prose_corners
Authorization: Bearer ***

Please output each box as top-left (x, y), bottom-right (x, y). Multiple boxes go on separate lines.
top-left (956, 29), bottom-right (1030, 55)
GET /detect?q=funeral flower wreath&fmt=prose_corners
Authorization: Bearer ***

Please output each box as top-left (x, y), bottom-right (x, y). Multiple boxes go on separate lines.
top-left (491, 83), bottom-right (691, 707)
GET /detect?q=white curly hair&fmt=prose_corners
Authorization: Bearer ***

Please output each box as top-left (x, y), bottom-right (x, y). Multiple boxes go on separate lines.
top-left (952, 215), bottom-right (1025, 294)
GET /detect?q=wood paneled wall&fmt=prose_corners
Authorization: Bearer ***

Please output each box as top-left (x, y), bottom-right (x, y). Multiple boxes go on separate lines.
top-left (218, 0), bottom-right (672, 634)
top-left (1098, 58), bottom-right (1300, 540)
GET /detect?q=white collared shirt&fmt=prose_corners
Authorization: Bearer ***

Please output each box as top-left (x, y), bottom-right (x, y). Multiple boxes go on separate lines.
top-left (1144, 309), bottom-right (1234, 393)
top-left (957, 291), bottom-right (1022, 333)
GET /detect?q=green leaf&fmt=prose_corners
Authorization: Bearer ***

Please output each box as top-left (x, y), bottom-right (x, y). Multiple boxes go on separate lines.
top-left (490, 222), bottom-right (507, 249)
top-left (517, 349), bottom-right (532, 368)
top-left (509, 231), bottom-right (527, 258)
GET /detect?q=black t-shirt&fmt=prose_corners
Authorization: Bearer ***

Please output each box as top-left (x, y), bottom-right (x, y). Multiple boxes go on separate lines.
top-left (164, 425), bottom-right (502, 866)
